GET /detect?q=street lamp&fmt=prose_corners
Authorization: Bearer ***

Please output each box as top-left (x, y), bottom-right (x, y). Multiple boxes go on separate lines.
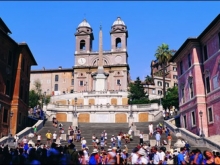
top-left (84, 82), bottom-right (88, 91)
top-left (8, 111), bottom-right (14, 143)
top-left (129, 98), bottom-right (133, 117)
top-left (74, 97), bottom-right (77, 117)
top-left (159, 92), bottom-right (162, 105)
top-left (199, 110), bottom-right (205, 137)
top-left (119, 83), bottom-right (121, 91)
top-left (44, 92), bottom-right (46, 105)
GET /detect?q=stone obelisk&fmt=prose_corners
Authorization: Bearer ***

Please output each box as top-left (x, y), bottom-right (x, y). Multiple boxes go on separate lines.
top-left (95, 25), bottom-right (107, 91)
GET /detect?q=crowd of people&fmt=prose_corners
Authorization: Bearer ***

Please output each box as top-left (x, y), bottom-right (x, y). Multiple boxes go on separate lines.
top-left (28, 105), bottom-right (45, 120)
top-left (1, 120), bottom-right (220, 164)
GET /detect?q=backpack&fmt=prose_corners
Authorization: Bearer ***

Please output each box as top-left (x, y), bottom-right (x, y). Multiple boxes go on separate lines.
top-left (89, 154), bottom-right (97, 165)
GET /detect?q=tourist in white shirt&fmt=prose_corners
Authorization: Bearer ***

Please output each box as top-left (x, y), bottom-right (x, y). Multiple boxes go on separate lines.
top-left (152, 147), bottom-right (160, 165)
top-left (53, 131), bottom-right (57, 143)
top-left (158, 147), bottom-right (165, 164)
top-left (81, 137), bottom-right (87, 148)
top-left (37, 134), bottom-right (41, 144)
top-left (137, 149), bottom-right (148, 164)
top-left (83, 147), bottom-right (89, 163)
top-left (149, 123), bottom-right (153, 137)
top-left (14, 135), bottom-right (19, 147)
top-left (139, 132), bottom-right (144, 145)
top-left (131, 147), bottom-right (139, 164)
top-left (22, 136), bottom-right (28, 145)
top-left (111, 135), bottom-right (116, 147)
top-left (128, 129), bottom-right (132, 135)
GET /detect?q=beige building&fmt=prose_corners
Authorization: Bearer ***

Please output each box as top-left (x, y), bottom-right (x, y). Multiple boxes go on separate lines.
top-left (30, 17), bottom-right (130, 96)
top-left (144, 61), bottom-right (178, 100)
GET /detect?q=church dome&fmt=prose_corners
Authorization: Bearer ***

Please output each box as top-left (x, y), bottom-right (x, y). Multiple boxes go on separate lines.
top-left (112, 17), bottom-right (125, 26)
top-left (78, 19), bottom-right (91, 28)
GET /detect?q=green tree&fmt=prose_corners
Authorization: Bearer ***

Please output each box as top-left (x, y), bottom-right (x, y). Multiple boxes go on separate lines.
top-left (34, 79), bottom-right (42, 96)
top-left (128, 77), bottom-right (149, 104)
top-left (162, 86), bottom-right (179, 110)
top-left (29, 90), bottom-right (39, 108)
top-left (29, 79), bottom-right (51, 108)
top-left (154, 43), bottom-right (174, 96)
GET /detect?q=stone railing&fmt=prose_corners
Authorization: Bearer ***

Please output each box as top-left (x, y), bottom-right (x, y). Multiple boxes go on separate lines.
top-left (47, 103), bottom-right (159, 112)
top-left (153, 110), bottom-right (163, 121)
top-left (0, 120), bottom-right (44, 145)
top-left (164, 118), bottom-right (220, 151)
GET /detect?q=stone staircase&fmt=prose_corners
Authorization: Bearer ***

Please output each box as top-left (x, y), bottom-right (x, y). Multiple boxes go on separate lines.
top-left (36, 121), bottom-right (140, 153)
top-left (34, 118), bottom-right (211, 153)
top-left (134, 118), bottom-right (210, 152)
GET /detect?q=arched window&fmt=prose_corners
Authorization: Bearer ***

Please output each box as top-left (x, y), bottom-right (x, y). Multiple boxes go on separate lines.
top-left (115, 38), bottom-right (121, 49)
top-left (80, 40), bottom-right (86, 50)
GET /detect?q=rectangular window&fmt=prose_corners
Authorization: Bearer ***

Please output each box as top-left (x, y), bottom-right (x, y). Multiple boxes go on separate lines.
top-left (180, 61), bottom-right (183, 75)
top-left (183, 115), bottom-right (187, 128)
top-left (55, 75), bottom-right (59, 82)
top-left (165, 83), bottom-right (169, 87)
top-left (3, 109), bottom-right (8, 123)
top-left (158, 90), bottom-right (162, 95)
top-left (8, 51), bottom-right (13, 66)
top-left (182, 88), bottom-right (185, 103)
top-left (213, 75), bottom-right (218, 89)
top-left (80, 80), bottom-right (84, 86)
top-left (117, 79), bottom-right (121, 85)
top-left (71, 79), bottom-right (74, 85)
top-left (207, 107), bottom-right (213, 123)
top-left (54, 84), bottom-right (58, 91)
top-left (152, 89), bottom-right (155, 94)
top-left (204, 45), bottom-right (208, 61)
top-left (174, 83), bottom-right (178, 87)
top-left (157, 81), bottom-right (162, 86)
top-left (188, 53), bottom-right (191, 68)
top-left (173, 67), bottom-right (177, 71)
top-left (190, 82), bottom-right (194, 98)
top-left (191, 111), bottom-right (196, 126)
top-left (173, 75), bottom-right (178, 79)
top-left (206, 76), bottom-right (210, 93)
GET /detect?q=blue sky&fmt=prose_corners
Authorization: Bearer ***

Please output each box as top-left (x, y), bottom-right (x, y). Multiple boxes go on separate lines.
top-left (0, 2), bottom-right (219, 81)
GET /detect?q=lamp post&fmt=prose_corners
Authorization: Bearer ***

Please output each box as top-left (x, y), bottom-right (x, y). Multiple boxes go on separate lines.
top-left (8, 111), bottom-right (14, 143)
top-left (119, 83), bottom-right (121, 91)
top-left (84, 82), bottom-right (88, 91)
top-left (129, 98), bottom-right (133, 117)
top-left (74, 97), bottom-right (77, 117)
top-left (160, 92), bottom-right (162, 105)
top-left (199, 110), bottom-right (205, 137)
top-left (44, 92), bottom-right (46, 105)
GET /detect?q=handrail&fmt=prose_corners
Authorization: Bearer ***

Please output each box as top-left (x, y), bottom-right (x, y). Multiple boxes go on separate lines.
top-left (164, 118), bottom-right (220, 151)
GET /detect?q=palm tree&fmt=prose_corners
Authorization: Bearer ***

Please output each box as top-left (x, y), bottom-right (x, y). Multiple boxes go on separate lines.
top-left (154, 43), bottom-right (173, 96)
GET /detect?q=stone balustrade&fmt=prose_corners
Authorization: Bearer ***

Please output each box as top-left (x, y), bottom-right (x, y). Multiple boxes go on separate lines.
top-left (164, 118), bottom-right (220, 151)
top-left (0, 120), bottom-right (44, 146)
top-left (47, 103), bottom-right (159, 112)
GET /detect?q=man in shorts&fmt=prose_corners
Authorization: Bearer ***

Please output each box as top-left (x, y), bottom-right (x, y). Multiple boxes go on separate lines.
top-left (46, 130), bottom-right (52, 146)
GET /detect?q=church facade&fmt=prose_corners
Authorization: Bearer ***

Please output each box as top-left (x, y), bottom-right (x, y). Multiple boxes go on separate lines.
top-left (30, 17), bottom-right (131, 96)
